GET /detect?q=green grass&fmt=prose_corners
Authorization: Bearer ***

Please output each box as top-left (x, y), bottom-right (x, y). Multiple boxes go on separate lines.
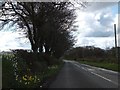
top-left (79, 61), bottom-right (119, 72)
top-left (1, 50), bottom-right (64, 88)
top-left (39, 61), bottom-right (64, 88)
top-left (2, 53), bottom-right (64, 88)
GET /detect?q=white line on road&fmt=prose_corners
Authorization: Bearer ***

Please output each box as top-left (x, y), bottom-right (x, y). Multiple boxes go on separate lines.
top-left (74, 64), bottom-right (88, 71)
top-left (81, 64), bottom-right (118, 74)
top-left (87, 68), bottom-right (95, 71)
top-left (81, 67), bottom-right (87, 71)
top-left (90, 71), bottom-right (118, 86)
top-left (71, 61), bottom-right (118, 86)
top-left (81, 67), bottom-right (85, 70)
top-left (74, 64), bottom-right (80, 67)
top-left (91, 72), bottom-right (112, 82)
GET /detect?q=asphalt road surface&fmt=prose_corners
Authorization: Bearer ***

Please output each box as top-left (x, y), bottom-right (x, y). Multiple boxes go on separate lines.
top-left (49, 60), bottom-right (119, 88)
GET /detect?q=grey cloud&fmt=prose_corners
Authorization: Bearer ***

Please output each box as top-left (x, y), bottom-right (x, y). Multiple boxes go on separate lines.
top-left (85, 2), bottom-right (117, 12)
top-left (85, 29), bottom-right (113, 37)
top-left (81, 8), bottom-right (115, 37)
top-left (75, 2), bottom-right (118, 48)
top-left (98, 13), bottom-right (114, 26)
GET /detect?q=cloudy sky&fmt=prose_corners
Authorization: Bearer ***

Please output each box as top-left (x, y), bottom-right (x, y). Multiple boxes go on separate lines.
top-left (0, 1), bottom-right (119, 51)
top-left (74, 2), bottom-right (119, 49)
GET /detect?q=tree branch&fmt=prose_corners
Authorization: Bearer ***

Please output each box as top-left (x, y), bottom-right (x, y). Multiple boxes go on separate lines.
top-left (10, 2), bottom-right (34, 49)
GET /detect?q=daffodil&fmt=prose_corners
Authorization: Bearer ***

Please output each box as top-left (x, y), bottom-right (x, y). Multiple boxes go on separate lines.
top-left (19, 80), bottom-right (22, 83)
top-left (25, 75), bottom-right (27, 77)
top-left (16, 78), bottom-right (18, 81)
top-left (22, 76), bottom-right (27, 81)
top-left (29, 76), bottom-right (34, 81)
top-left (15, 75), bottom-right (18, 81)
top-left (25, 82), bottom-right (27, 85)
top-left (37, 78), bottom-right (40, 82)
top-left (27, 82), bottom-right (30, 85)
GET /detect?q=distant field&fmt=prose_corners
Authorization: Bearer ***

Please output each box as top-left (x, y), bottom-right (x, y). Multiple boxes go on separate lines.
top-left (79, 61), bottom-right (119, 72)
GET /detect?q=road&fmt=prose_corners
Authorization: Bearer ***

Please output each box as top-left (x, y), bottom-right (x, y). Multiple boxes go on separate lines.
top-left (49, 60), bottom-right (119, 88)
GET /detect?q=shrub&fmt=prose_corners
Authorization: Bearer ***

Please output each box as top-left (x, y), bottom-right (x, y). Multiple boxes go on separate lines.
top-left (2, 54), bottom-right (17, 88)
top-left (2, 49), bottom-right (63, 88)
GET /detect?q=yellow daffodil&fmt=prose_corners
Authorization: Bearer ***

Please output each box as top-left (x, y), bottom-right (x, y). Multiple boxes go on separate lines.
top-left (16, 78), bottom-right (18, 81)
top-left (22, 76), bottom-right (27, 81)
top-left (25, 82), bottom-right (27, 85)
top-left (27, 82), bottom-right (30, 85)
top-left (19, 80), bottom-right (22, 83)
top-left (29, 76), bottom-right (34, 81)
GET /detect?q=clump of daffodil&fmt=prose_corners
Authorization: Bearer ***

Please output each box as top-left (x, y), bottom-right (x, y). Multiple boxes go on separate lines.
top-left (15, 73), bottom-right (41, 86)
top-left (28, 76), bottom-right (34, 81)
top-left (22, 75), bottom-right (27, 81)
top-left (15, 75), bottom-right (18, 81)
top-left (22, 74), bottom-right (40, 85)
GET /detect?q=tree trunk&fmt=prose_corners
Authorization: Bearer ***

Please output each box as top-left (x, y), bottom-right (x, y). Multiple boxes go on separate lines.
top-left (39, 44), bottom-right (43, 53)
top-left (31, 44), bottom-right (38, 53)
top-left (45, 44), bottom-right (50, 55)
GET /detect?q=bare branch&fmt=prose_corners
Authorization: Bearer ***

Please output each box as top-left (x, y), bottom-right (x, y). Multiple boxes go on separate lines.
top-left (0, 19), bottom-right (14, 21)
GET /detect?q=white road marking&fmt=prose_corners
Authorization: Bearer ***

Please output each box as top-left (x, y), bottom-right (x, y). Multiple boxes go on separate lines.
top-left (81, 67), bottom-right (85, 70)
top-left (70, 61), bottom-right (118, 86)
top-left (87, 68), bottom-right (95, 71)
top-left (90, 72), bottom-right (118, 86)
top-left (74, 64), bottom-right (80, 68)
top-left (81, 67), bottom-right (87, 71)
top-left (81, 64), bottom-right (118, 74)
top-left (91, 72), bottom-right (112, 82)
top-left (74, 64), bottom-right (88, 71)
top-left (98, 68), bottom-right (118, 74)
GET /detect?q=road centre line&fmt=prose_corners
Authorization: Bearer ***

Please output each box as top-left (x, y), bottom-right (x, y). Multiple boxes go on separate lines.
top-left (90, 72), bottom-right (112, 82)
top-left (73, 63), bottom-right (118, 86)
top-left (81, 67), bottom-right (87, 71)
top-left (74, 63), bottom-right (87, 71)
top-left (90, 71), bottom-right (118, 86)
top-left (74, 64), bottom-right (80, 68)
top-left (81, 64), bottom-right (118, 74)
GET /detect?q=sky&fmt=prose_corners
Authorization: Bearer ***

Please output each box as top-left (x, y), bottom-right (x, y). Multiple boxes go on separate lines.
top-left (0, 1), bottom-right (119, 51)
top-left (73, 2), bottom-right (119, 49)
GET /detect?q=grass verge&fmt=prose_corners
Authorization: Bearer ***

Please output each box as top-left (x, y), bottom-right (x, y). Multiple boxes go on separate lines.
top-left (2, 52), bottom-right (64, 88)
top-left (79, 61), bottom-right (119, 72)
top-left (39, 61), bottom-right (64, 88)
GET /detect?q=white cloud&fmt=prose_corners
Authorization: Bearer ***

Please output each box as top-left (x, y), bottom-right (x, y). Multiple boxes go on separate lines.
top-left (75, 37), bottom-right (115, 49)
top-left (76, 8), bottom-right (115, 37)
top-left (84, 2), bottom-right (117, 12)
top-left (0, 31), bottom-right (31, 51)
top-left (0, 2), bottom-right (119, 51)
top-left (0, 21), bottom-right (31, 51)
top-left (74, 2), bottom-right (118, 49)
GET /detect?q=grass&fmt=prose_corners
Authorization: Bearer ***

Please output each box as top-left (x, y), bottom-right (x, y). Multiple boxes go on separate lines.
top-left (39, 61), bottom-right (64, 88)
top-left (79, 60), bottom-right (119, 72)
top-left (2, 53), bottom-right (64, 88)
